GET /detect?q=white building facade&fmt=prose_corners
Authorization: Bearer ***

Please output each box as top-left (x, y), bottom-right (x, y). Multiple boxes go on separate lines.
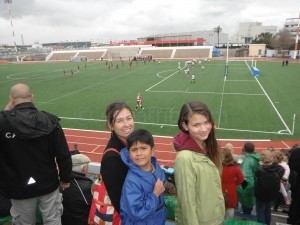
top-left (284, 17), bottom-right (300, 40)
top-left (237, 22), bottom-right (277, 44)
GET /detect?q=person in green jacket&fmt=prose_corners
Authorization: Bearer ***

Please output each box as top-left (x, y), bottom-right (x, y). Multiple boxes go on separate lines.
top-left (173, 101), bottom-right (225, 225)
top-left (237, 141), bottom-right (260, 215)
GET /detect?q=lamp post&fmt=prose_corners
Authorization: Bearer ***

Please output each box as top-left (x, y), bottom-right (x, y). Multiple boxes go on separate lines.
top-left (293, 13), bottom-right (300, 59)
top-left (4, 0), bottom-right (19, 61)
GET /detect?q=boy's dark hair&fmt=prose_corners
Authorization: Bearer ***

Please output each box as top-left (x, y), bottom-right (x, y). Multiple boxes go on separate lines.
top-left (243, 141), bottom-right (255, 153)
top-left (126, 129), bottom-right (154, 149)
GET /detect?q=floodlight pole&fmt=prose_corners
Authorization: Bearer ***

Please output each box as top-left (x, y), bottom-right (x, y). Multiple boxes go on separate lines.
top-left (4, 0), bottom-right (19, 61)
top-left (293, 13), bottom-right (300, 59)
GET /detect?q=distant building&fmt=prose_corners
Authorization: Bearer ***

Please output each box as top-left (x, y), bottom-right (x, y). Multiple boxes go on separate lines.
top-left (42, 41), bottom-right (91, 50)
top-left (137, 30), bottom-right (229, 47)
top-left (249, 44), bottom-right (266, 57)
top-left (237, 22), bottom-right (277, 44)
top-left (284, 17), bottom-right (300, 40)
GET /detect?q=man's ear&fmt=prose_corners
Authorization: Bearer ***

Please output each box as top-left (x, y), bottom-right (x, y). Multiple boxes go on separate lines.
top-left (31, 94), bottom-right (34, 102)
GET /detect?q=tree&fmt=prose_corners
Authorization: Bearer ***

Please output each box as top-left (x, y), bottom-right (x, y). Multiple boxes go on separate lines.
top-left (213, 25), bottom-right (222, 48)
top-left (270, 29), bottom-right (294, 51)
top-left (252, 32), bottom-right (273, 49)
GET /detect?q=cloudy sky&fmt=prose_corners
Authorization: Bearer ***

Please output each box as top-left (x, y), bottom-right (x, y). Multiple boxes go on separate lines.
top-left (0, 0), bottom-right (299, 45)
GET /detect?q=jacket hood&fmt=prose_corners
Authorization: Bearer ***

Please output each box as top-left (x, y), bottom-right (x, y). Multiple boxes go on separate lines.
top-left (246, 152), bottom-right (261, 161)
top-left (2, 102), bottom-right (60, 139)
top-left (120, 148), bottom-right (164, 178)
top-left (173, 131), bottom-right (206, 155)
top-left (262, 163), bottom-right (285, 176)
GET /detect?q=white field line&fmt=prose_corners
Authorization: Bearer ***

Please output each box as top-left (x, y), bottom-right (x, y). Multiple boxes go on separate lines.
top-left (254, 76), bottom-right (291, 134)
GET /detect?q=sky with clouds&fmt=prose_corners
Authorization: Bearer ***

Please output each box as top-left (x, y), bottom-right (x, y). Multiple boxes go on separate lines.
top-left (0, 0), bottom-right (299, 45)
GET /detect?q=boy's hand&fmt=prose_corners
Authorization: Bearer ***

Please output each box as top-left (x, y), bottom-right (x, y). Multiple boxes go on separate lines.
top-left (153, 179), bottom-right (165, 197)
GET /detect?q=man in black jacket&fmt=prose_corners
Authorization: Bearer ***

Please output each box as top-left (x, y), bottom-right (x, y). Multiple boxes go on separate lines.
top-left (0, 83), bottom-right (72, 225)
top-left (287, 145), bottom-right (300, 225)
top-left (61, 154), bottom-right (93, 225)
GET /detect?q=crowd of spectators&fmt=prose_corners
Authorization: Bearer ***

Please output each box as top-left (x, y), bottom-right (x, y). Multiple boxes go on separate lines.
top-left (1, 83), bottom-right (300, 225)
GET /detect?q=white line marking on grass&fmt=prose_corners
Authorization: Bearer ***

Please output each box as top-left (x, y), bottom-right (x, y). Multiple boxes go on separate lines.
top-left (217, 75), bottom-right (227, 127)
top-left (60, 117), bottom-right (177, 127)
top-left (146, 70), bottom-right (179, 92)
top-left (63, 127), bottom-right (111, 134)
top-left (156, 69), bottom-right (177, 78)
top-left (148, 90), bottom-right (264, 96)
top-left (170, 105), bottom-right (175, 112)
top-left (226, 80), bottom-right (256, 82)
top-left (254, 76), bottom-right (292, 134)
top-left (60, 117), bottom-right (106, 122)
top-left (218, 127), bottom-right (292, 135)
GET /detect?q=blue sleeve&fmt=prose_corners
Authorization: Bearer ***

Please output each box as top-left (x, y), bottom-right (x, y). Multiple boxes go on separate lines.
top-left (121, 176), bottom-right (158, 222)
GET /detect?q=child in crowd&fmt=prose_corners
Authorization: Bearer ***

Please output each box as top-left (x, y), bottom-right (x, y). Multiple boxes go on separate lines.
top-left (273, 150), bottom-right (291, 209)
top-left (255, 150), bottom-right (284, 225)
top-left (120, 129), bottom-right (167, 225)
top-left (237, 141), bottom-right (260, 215)
top-left (222, 148), bottom-right (244, 218)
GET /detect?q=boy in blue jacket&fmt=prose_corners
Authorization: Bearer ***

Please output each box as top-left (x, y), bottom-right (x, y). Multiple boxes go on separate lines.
top-left (120, 129), bottom-right (167, 225)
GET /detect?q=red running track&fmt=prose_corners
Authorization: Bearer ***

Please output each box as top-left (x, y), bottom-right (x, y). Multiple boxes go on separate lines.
top-left (64, 128), bottom-right (300, 167)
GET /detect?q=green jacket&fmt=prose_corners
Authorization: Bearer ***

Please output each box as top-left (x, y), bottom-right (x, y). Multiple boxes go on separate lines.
top-left (237, 152), bottom-right (260, 208)
top-left (174, 150), bottom-right (225, 225)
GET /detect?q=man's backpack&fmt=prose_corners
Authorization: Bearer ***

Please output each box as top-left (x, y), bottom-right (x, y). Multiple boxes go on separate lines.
top-left (88, 148), bottom-right (121, 225)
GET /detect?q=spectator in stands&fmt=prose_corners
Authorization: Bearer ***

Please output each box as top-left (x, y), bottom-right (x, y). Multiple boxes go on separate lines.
top-left (237, 141), bottom-right (260, 215)
top-left (0, 83), bottom-right (72, 225)
top-left (173, 100), bottom-right (224, 225)
top-left (61, 154), bottom-right (93, 225)
top-left (70, 143), bottom-right (81, 155)
top-left (96, 101), bottom-right (135, 224)
top-left (287, 145), bottom-right (300, 225)
top-left (222, 148), bottom-right (244, 218)
top-left (273, 150), bottom-right (291, 209)
top-left (255, 150), bottom-right (284, 225)
top-left (224, 143), bottom-right (244, 163)
top-left (120, 129), bottom-right (167, 225)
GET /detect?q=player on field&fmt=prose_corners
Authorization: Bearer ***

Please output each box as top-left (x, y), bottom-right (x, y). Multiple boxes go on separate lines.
top-left (135, 92), bottom-right (144, 110)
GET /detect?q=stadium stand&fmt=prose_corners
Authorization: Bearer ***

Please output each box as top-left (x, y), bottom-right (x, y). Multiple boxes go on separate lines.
top-left (48, 52), bottom-right (76, 61)
top-left (174, 48), bottom-right (211, 58)
top-left (140, 49), bottom-right (173, 59)
top-left (104, 46), bottom-right (141, 60)
top-left (46, 46), bottom-right (214, 62)
top-left (77, 51), bottom-right (106, 60)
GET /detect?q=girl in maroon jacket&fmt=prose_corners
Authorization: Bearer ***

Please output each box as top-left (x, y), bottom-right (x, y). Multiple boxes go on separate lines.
top-left (222, 148), bottom-right (244, 218)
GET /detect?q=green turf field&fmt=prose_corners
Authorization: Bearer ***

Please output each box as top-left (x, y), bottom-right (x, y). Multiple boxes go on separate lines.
top-left (0, 59), bottom-right (299, 140)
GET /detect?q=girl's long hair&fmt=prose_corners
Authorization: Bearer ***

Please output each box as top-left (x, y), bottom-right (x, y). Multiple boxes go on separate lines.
top-left (178, 100), bottom-right (222, 170)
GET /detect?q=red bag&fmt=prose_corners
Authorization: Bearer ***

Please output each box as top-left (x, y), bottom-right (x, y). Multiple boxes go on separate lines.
top-left (89, 149), bottom-right (121, 225)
